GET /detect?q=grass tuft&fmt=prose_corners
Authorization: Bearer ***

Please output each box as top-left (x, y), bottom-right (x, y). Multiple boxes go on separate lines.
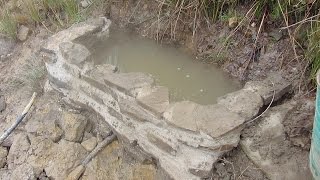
top-left (307, 20), bottom-right (320, 82)
top-left (25, 0), bottom-right (43, 24)
top-left (0, 10), bottom-right (18, 39)
top-left (62, 0), bottom-right (82, 23)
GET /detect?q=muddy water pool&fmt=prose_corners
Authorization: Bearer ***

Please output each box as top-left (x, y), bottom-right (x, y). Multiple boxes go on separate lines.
top-left (84, 32), bottom-right (240, 104)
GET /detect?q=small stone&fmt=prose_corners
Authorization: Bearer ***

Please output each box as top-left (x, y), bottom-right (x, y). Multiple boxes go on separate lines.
top-left (11, 164), bottom-right (38, 180)
top-left (0, 96), bottom-right (5, 112)
top-left (80, 0), bottom-right (92, 8)
top-left (0, 147), bottom-right (8, 168)
top-left (228, 17), bottom-right (238, 28)
top-left (43, 80), bottom-right (53, 92)
top-left (66, 165), bottom-right (85, 180)
top-left (137, 86), bottom-right (169, 117)
top-left (81, 137), bottom-right (97, 151)
top-left (269, 29), bottom-right (283, 41)
top-left (62, 112), bottom-right (88, 142)
top-left (17, 25), bottom-right (30, 41)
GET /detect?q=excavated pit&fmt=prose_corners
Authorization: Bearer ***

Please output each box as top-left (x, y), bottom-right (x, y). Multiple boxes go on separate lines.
top-left (43, 18), bottom-right (291, 179)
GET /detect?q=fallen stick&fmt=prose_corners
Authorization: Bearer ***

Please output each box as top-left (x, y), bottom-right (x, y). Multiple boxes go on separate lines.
top-left (0, 92), bottom-right (37, 145)
top-left (81, 132), bottom-right (117, 166)
top-left (67, 133), bottom-right (117, 180)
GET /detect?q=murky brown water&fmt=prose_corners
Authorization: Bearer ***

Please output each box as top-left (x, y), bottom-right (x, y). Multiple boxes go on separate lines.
top-left (87, 32), bottom-right (239, 104)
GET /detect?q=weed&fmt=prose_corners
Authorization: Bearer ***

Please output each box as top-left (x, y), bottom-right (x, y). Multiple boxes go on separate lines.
top-left (0, 10), bottom-right (18, 39)
top-left (25, 0), bottom-right (43, 23)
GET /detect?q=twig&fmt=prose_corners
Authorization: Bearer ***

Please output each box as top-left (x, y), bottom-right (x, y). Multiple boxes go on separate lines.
top-left (81, 132), bottom-right (117, 166)
top-left (241, 9), bottom-right (266, 77)
top-left (0, 92), bottom-right (37, 145)
top-left (238, 165), bottom-right (250, 179)
top-left (277, 0), bottom-right (299, 61)
top-left (280, 14), bottom-right (320, 30)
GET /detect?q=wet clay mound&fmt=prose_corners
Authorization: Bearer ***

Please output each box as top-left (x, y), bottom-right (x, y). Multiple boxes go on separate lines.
top-left (43, 17), bottom-right (291, 179)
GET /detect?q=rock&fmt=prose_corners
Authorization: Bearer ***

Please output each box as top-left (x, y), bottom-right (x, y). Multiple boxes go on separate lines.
top-left (0, 37), bottom-right (15, 58)
top-left (217, 89), bottom-right (263, 120)
top-left (163, 101), bottom-right (198, 132)
top-left (164, 102), bottom-right (246, 138)
top-left (44, 140), bottom-right (88, 179)
top-left (23, 135), bottom-right (55, 174)
top-left (17, 25), bottom-right (30, 41)
top-left (62, 112), bottom-right (88, 142)
top-left (59, 42), bottom-right (91, 66)
top-left (132, 164), bottom-right (156, 180)
top-left (25, 119), bottom-right (63, 142)
top-left (80, 0), bottom-right (92, 8)
top-left (244, 72), bottom-right (292, 105)
top-left (24, 108), bottom-right (64, 142)
top-left (82, 140), bottom-right (157, 180)
top-left (137, 86), bottom-right (169, 117)
top-left (0, 147), bottom-right (8, 168)
top-left (269, 29), bottom-right (283, 41)
top-left (82, 132), bottom-right (94, 141)
top-left (283, 98), bottom-right (314, 149)
top-left (7, 133), bottom-right (30, 169)
top-left (240, 102), bottom-right (312, 180)
top-left (81, 137), bottom-right (97, 151)
top-left (104, 72), bottom-right (154, 96)
top-left (228, 17), bottom-right (238, 28)
top-left (195, 104), bottom-right (245, 138)
top-left (0, 169), bottom-right (11, 180)
top-left (0, 96), bottom-right (5, 112)
top-left (43, 80), bottom-right (53, 92)
top-left (66, 165), bottom-right (85, 180)
top-left (11, 164), bottom-right (38, 180)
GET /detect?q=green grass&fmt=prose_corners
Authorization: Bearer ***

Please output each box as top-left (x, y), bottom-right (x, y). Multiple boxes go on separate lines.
top-left (0, 10), bottom-right (18, 39)
top-left (307, 21), bottom-right (320, 82)
top-left (25, 0), bottom-right (43, 23)
top-left (62, 0), bottom-right (82, 23)
top-left (23, 0), bottom-right (82, 28)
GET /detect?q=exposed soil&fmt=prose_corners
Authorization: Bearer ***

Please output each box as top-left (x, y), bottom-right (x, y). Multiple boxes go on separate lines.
top-left (0, 0), bottom-right (316, 179)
